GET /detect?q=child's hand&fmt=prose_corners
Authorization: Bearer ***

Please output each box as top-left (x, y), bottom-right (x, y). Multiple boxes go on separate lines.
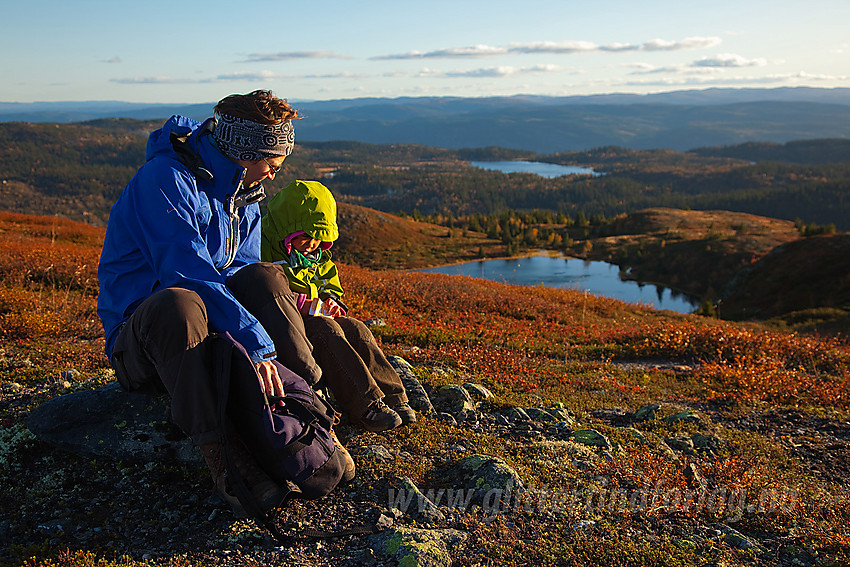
top-left (323, 297), bottom-right (345, 317)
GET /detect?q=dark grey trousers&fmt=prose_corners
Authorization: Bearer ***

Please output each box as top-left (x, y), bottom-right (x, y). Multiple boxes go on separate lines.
top-left (304, 315), bottom-right (408, 419)
top-left (227, 262), bottom-right (408, 420)
top-left (111, 262), bottom-right (406, 444)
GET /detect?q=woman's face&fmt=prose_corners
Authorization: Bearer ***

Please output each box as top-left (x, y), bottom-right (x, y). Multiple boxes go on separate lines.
top-left (239, 155), bottom-right (285, 188)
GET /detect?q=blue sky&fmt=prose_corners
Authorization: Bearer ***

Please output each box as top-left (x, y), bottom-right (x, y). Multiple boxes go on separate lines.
top-left (2, 0), bottom-right (848, 104)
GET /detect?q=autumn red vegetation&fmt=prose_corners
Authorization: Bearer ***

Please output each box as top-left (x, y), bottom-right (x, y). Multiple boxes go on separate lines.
top-left (2, 210), bottom-right (849, 565)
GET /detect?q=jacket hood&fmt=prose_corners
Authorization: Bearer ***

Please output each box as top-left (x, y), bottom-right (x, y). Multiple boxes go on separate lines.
top-left (145, 115), bottom-right (202, 161)
top-left (262, 180), bottom-right (338, 261)
top-left (145, 115), bottom-right (250, 201)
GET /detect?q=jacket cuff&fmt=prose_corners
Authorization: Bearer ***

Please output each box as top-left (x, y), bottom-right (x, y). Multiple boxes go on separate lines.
top-left (249, 346), bottom-right (277, 365)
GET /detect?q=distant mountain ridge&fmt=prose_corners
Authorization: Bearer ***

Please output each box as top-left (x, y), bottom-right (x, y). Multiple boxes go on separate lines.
top-left (2, 88), bottom-right (849, 152)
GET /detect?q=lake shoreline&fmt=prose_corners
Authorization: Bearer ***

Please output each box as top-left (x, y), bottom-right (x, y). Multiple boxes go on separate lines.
top-left (415, 250), bottom-right (699, 313)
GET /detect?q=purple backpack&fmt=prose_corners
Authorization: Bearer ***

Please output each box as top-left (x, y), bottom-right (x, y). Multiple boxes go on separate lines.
top-left (214, 333), bottom-right (346, 534)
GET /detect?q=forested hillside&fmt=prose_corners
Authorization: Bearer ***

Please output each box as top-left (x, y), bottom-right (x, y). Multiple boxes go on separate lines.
top-left (2, 121), bottom-right (849, 231)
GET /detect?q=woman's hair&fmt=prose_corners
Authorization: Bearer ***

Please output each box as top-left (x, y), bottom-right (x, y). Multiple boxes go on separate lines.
top-left (214, 90), bottom-right (298, 124)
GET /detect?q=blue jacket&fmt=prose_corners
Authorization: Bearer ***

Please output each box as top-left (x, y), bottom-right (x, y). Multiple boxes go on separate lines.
top-left (97, 115), bottom-right (276, 363)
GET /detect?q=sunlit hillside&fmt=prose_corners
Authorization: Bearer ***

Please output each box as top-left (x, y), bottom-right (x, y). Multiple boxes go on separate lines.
top-left (2, 211), bottom-right (849, 566)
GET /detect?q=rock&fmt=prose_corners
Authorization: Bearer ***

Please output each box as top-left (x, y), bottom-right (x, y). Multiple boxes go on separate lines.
top-left (26, 382), bottom-right (200, 466)
top-left (644, 432), bottom-right (679, 461)
top-left (664, 436), bottom-right (695, 454)
top-left (779, 544), bottom-right (816, 566)
top-left (1, 382), bottom-right (23, 394)
top-left (60, 369), bottom-right (81, 382)
top-left (433, 385), bottom-right (476, 421)
top-left (461, 383), bottom-right (494, 400)
top-left (434, 412), bottom-right (458, 426)
top-left (362, 318), bottom-right (387, 328)
top-left (545, 404), bottom-right (576, 426)
top-left (570, 429), bottom-right (611, 449)
top-left (526, 408), bottom-right (558, 422)
top-left (376, 513), bottom-right (394, 529)
top-left (387, 356), bottom-right (435, 414)
top-left (436, 385), bottom-right (474, 404)
top-left (570, 519), bottom-right (596, 530)
top-left (715, 523), bottom-right (767, 553)
top-left (500, 407), bottom-right (531, 422)
top-left (392, 477), bottom-right (445, 523)
top-left (633, 403), bottom-right (660, 422)
top-left (458, 454), bottom-right (524, 506)
top-left (352, 444), bottom-right (394, 464)
top-left (692, 433), bottom-right (722, 452)
top-left (622, 427), bottom-right (647, 444)
top-left (591, 407), bottom-right (630, 425)
top-left (371, 527), bottom-right (467, 567)
top-left (672, 538), bottom-right (697, 551)
top-left (665, 410), bottom-right (700, 424)
top-left (684, 463), bottom-right (706, 489)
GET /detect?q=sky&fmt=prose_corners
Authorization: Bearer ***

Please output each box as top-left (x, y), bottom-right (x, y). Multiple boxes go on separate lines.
top-left (2, 0), bottom-right (848, 104)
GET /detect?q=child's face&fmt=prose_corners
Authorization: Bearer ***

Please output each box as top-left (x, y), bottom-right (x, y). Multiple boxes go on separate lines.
top-left (290, 234), bottom-right (322, 254)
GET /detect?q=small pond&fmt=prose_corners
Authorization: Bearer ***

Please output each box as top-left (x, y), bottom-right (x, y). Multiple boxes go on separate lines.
top-left (418, 252), bottom-right (698, 313)
top-left (469, 160), bottom-right (601, 178)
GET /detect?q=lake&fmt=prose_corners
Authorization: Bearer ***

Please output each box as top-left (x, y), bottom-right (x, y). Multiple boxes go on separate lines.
top-left (418, 252), bottom-right (699, 313)
top-left (469, 160), bottom-right (601, 178)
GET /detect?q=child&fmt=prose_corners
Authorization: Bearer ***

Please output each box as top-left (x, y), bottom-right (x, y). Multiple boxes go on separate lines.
top-left (261, 180), bottom-right (415, 432)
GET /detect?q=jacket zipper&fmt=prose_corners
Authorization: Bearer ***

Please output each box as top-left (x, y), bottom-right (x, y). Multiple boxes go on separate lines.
top-left (222, 193), bottom-right (241, 270)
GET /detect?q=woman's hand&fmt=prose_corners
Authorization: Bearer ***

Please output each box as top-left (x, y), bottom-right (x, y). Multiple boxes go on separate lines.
top-left (255, 360), bottom-right (285, 408)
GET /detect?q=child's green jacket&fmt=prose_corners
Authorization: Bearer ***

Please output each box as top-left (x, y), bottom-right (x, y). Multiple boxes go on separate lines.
top-left (261, 180), bottom-right (344, 300)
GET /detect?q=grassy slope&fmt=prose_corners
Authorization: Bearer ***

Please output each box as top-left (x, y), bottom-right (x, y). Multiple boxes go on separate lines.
top-left (334, 202), bottom-right (506, 269)
top-left (570, 208), bottom-right (799, 298)
top-left (719, 234), bottom-right (850, 326)
top-left (1, 211), bottom-right (849, 566)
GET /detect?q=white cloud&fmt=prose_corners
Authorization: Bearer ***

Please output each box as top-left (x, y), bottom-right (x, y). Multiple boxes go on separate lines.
top-left (242, 51), bottom-right (351, 62)
top-left (111, 69), bottom-right (367, 86)
top-left (376, 36), bottom-right (720, 60)
top-left (508, 41), bottom-right (601, 54)
top-left (691, 53), bottom-right (767, 68)
top-left (623, 70), bottom-right (846, 88)
top-left (374, 45), bottom-right (507, 60)
top-left (642, 36), bottom-right (722, 51)
top-left (301, 72), bottom-right (367, 79)
top-left (112, 70), bottom-right (287, 84)
top-left (627, 63), bottom-right (684, 75)
top-left (103, 56), bottom-right (122, 64)
top-left (213, 70), bottom-right (286, 82)
top-left (111, 76), bottom-right (185, 84)
top-left (422, 64), bottom-right (563, 78)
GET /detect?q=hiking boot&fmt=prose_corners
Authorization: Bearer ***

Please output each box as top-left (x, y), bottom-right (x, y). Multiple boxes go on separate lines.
top-left (331, 430), bottom-right (356, 483)
top-left (201, 439), bottom-right (288, 518)
top-left (357, 399), bottom-right (402, 432)
top-left (390, 401), bottom-right (417, 425)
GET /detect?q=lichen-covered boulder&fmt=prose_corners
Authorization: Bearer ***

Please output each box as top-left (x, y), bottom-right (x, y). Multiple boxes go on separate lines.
top-left (461, 383), bottom-right (494, 400)
top-left (665, 410), bottom-right (701, 424)
top-left (457, 453), bottom-right (524, 507)
top-left (390, 476), bottom-right (445, 523)
top-left (371, 527), bottom-right (468, 567)
top-left (387, 356), bottom-right (435, 414)
top-left (570, 428), bottom-right (611, 449)
top-left (432, 384), bottom-right (476, 421)
top-left (26, 382), bottom-right (200, 466)
top-left (633, 403), bottom-right (661, 422)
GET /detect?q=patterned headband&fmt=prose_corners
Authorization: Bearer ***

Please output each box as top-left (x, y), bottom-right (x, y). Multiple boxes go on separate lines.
top-left (212, 113), bottom-right (295, 161)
